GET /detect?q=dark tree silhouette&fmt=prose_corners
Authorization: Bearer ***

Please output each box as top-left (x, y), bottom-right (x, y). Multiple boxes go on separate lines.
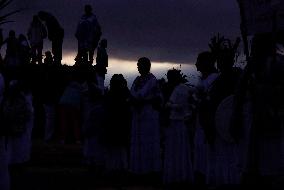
top-left (0, 0), bottom-right (20, 26)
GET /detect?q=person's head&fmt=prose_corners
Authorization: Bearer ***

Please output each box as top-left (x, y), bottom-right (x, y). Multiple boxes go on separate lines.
top-left (84, 4), bottom-right (93, 15)
top-left (166, 69), bottom-right (183, 85)
top-left (110, 74), bottom-right (127, 90)
top-left (196, 51), bottom-right (216, 75)
top-left (137, 57), bottom-right (151, 76)
top-left (45, 51), bottom-right (52, 58)
top-left (100, 39), bottom-right (107, 48)
top-left (9, 30), bottom-right (15, 38)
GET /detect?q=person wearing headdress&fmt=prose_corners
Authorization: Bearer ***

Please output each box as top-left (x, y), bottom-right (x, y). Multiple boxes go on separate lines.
top-left (163, 68), bottom-right (194, 184)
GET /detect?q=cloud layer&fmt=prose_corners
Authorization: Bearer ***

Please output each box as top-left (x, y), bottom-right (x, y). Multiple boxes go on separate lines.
top-left (4, 0), bottom-right (241, 63)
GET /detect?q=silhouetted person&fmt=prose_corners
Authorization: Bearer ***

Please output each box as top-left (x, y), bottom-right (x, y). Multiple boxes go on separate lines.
top-left (205, 36), bottom-right (243, 185)
top-left (42, 55), bottom-right (61, 142)
top-left (27, 15), bottom-right (47, 64)
top-left (18, 34), bottom-right (31, 65)
top-left (4, 80), bottom-right (34, 190)
top-left (103, 74), bottom-right (131, 172)
top-left (43, 51), bottom-right (53, 65)
top-left (193, 51), bottom-right (218, 185)
top-left (95, 64), bottom-right (106, 94)
top-left (96, 38), bottom-right (108, 68)
top-left (209, 36), bottom-right (242, 107)
top-left (163, 68), bottom-right (194, 184)
top-left (2, 30), bottom-right (20, 67)
top-left (38, 11), bottom-right (64, 64)
top-left (130, 57), bottom-right (162, 176)
top-left (75, 4), bottom-right (102, 64)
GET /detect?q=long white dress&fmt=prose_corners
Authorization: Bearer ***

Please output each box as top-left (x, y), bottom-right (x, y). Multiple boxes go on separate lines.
top-left (163, 83), bottom-right (193, 184)
top-left (130, 73), bottom-right (161, 174)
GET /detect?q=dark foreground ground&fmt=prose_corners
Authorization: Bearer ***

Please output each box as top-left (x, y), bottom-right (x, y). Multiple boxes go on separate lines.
top-left (10, 140), bottom-right (165, 190)
top-left (9, 140), bottom-right (284, 190)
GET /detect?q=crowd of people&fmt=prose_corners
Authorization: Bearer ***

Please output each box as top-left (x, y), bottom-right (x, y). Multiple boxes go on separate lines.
top-left (0, 4), bottom-right (284, 190)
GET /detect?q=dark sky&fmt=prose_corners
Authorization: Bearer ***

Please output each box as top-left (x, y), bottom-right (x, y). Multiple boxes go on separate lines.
top-left (4, 0), bottom-right (241, 63)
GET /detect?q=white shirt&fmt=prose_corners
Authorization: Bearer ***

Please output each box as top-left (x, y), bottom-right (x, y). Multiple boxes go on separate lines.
top-left (168, 83), bottom-right (191, 120)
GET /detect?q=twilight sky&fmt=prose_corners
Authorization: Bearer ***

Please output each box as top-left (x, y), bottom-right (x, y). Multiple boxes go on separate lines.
top-left (4, 0), bottom-right (241, 64)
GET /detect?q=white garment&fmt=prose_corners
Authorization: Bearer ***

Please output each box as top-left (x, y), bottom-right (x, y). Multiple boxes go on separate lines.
top-left (197, 73), bottom-right (219, 93)
top-left (168, 83), bottom-right (191, 120)
top-left (164, 120), bottom-right (193, 184)
top-left (206, 95), bottom-right (242, 185)
top-left (206, 139), bottom-right (240, 185)
top-left (130, 73), bottom-right (161, 174)
top-left (163, 83), bottom-right (194, 183)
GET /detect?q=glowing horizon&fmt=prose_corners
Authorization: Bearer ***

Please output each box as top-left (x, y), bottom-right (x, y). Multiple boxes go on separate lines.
top-left (60, 51), bottom-right (199, 87)
top-left (61, 51), bottom-right (195, 67)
